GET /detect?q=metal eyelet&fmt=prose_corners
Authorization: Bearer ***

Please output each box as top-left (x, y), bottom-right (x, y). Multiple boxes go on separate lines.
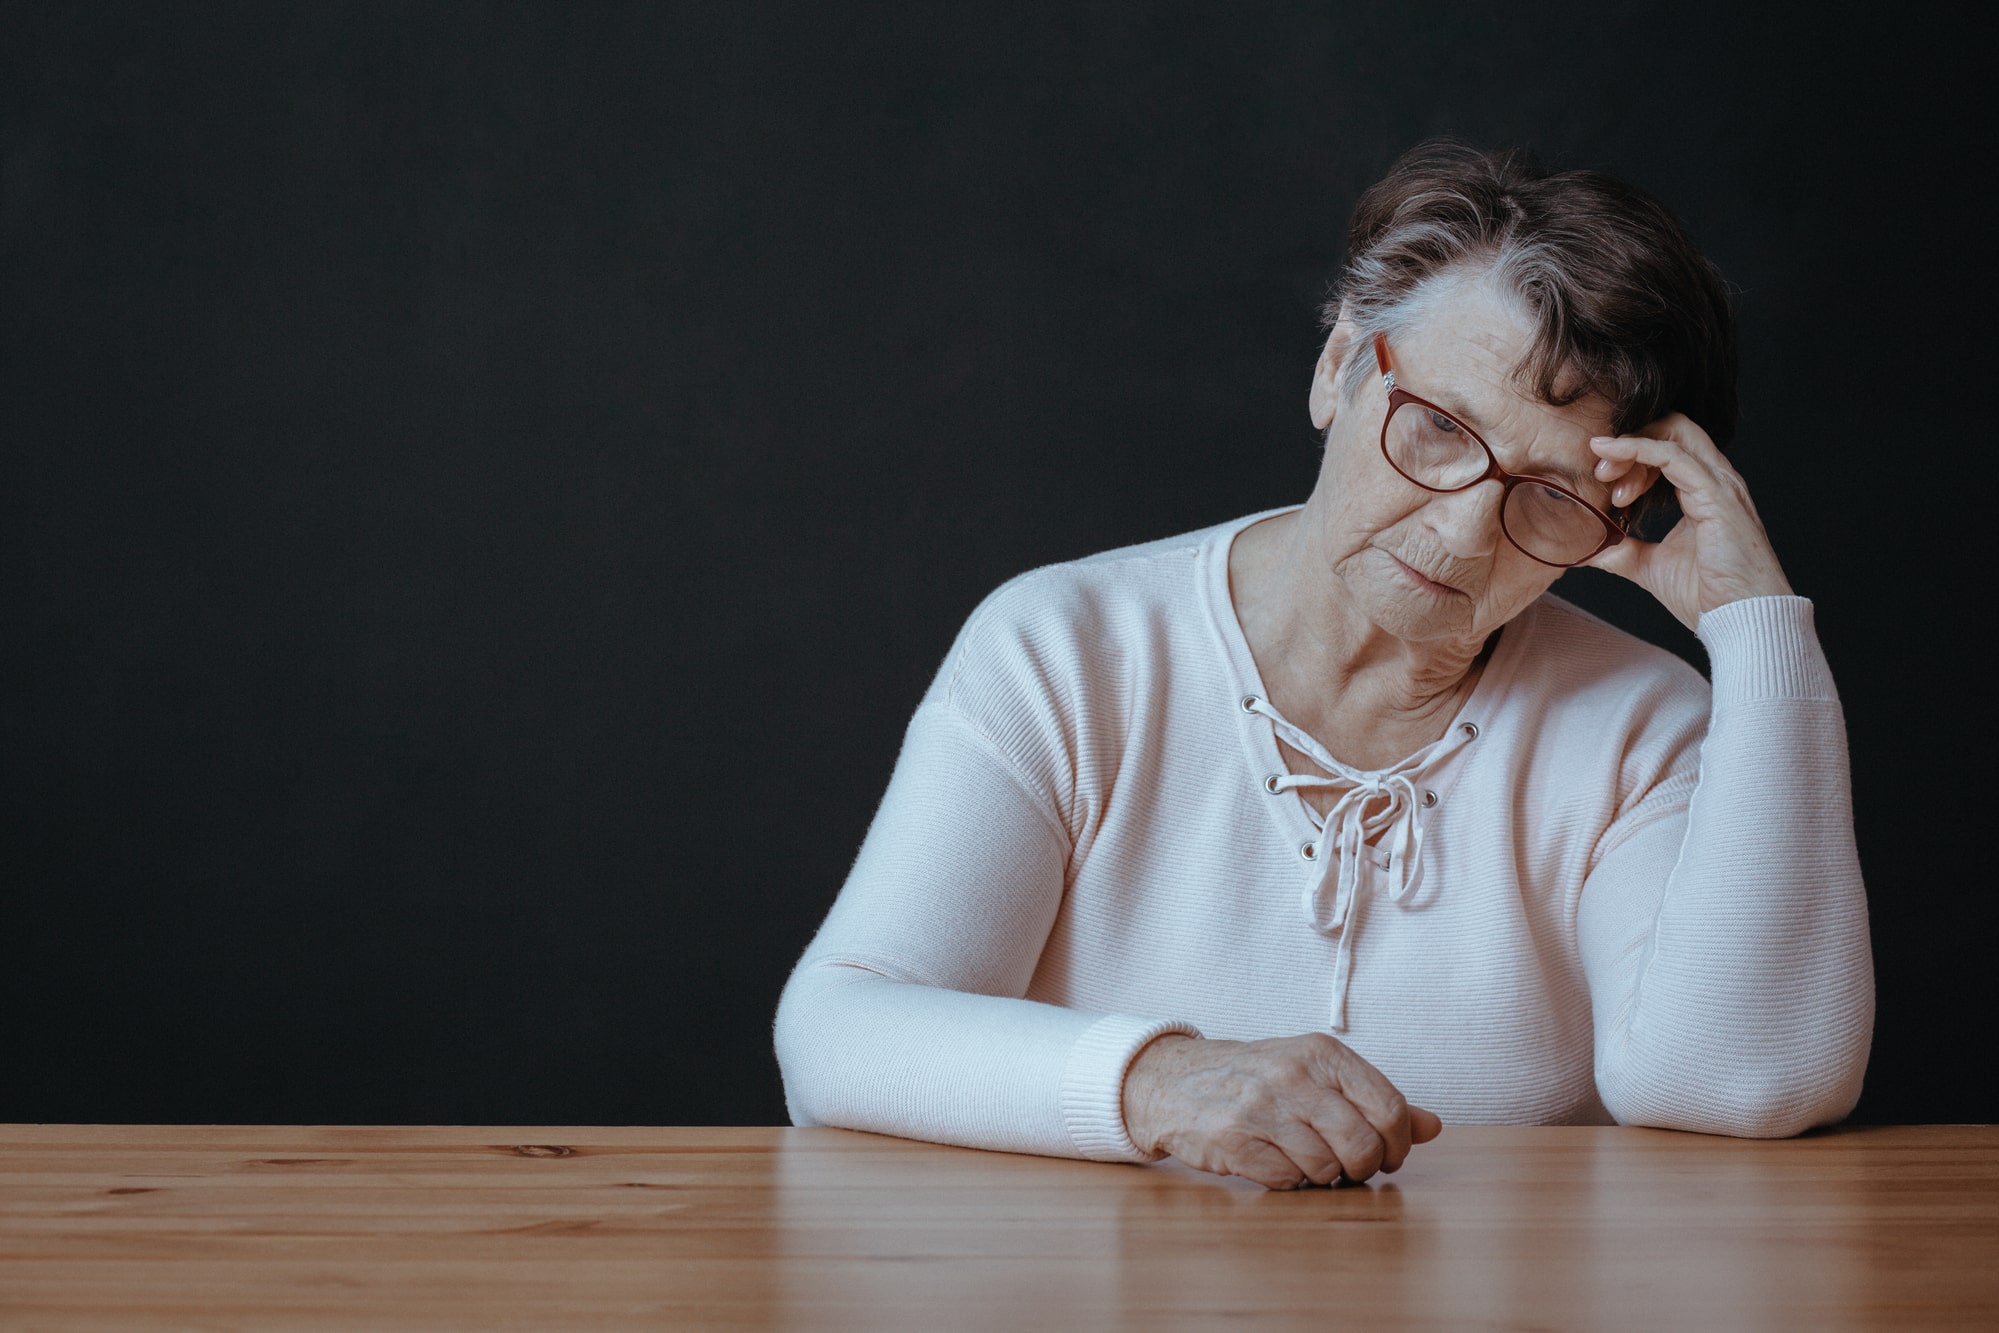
top-left (1460, 722), bottom-right (1480, 739)
top-left (1240, 694), bottom-right (1260, 713)
top-left (1422, 789), bottom-right (1438, 807)
top-left (1263, 774), bottom-right (1282, 794)
top-left (1300, 841), bottom-right (1317, 861)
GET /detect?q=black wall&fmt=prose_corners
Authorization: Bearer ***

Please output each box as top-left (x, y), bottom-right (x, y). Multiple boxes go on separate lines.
top-left (6, 3), bottom-right (1991, 1126)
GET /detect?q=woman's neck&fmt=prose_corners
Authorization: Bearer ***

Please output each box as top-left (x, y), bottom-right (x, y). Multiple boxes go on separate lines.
top-left (1230, 508), bottom-right (1492, 772)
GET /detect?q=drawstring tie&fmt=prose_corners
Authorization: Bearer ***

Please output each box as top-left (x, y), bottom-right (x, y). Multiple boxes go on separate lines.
top-left (1242, 694), bottom-right (1476, 1031)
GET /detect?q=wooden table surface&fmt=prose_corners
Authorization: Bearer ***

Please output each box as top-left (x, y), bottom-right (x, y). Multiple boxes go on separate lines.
top-left (3, 1123), bottom-right (1995, 1330)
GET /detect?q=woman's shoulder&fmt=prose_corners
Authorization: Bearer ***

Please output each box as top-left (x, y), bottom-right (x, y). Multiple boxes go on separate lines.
top-left (919, 514), bottom-right (1248, 714)
top-left (978, 517), bottom-right (1230, 620)
top-left (1506, 592), bottom-right (1712, 721)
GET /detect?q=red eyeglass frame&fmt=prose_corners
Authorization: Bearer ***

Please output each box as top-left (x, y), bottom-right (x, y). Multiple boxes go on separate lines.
top-left (1371, 332), bottom-right (1627, 568)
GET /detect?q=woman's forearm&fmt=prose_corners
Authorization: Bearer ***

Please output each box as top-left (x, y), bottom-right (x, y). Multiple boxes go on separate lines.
top-left (773, 702), bottom-right (1198, 1161)
top-left (775, 961), bottom-right (1195, 1160)
top-left (1581, 596), bottom-right (1874, 1136)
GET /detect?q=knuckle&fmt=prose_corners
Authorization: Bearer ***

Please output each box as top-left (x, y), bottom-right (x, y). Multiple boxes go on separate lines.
top-left (1299, 1032), bottom-right (1347, 1071)
top-left (1301, 1159), bottom-right (1342, 1187)
top-left (1342, 1137), bottom-right (1386, 1179)
top-left (1233, 1147), bottom-right (1296, 1191)
top-left (1230, 1084), bottom-right (1285, 1123)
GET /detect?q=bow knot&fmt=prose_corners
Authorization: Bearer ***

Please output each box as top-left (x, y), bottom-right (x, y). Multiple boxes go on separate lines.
top-left (1244, 694), bottom-right (1476, 1030)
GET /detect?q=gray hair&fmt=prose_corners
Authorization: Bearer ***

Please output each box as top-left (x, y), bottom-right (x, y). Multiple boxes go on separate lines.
top-left (1320, 141), bottom-right (1739, 526)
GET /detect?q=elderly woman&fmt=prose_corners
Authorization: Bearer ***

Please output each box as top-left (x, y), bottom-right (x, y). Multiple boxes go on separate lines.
top-left (773, 142), bottom-right (1873, 1190)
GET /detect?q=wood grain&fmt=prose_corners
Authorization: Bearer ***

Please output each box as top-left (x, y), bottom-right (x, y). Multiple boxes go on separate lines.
top-left (2, 1124), bottom-right (1994, 1329)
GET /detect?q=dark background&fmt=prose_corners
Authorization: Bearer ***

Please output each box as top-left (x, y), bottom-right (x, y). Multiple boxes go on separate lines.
top-left (5, 3), bottom-right (1991, 1127)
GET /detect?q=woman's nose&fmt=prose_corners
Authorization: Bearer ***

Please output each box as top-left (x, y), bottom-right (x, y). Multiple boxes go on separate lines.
top-left (1422, 481), bottom-right (1505, 557)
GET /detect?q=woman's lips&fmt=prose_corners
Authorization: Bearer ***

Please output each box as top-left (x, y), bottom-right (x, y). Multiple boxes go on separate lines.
top-left (1390, 553), bottom-right (1464, 596)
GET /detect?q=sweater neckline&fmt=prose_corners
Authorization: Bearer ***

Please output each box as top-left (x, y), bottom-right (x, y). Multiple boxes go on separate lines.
top-left (1197, 505), bottom-right (1529, 836)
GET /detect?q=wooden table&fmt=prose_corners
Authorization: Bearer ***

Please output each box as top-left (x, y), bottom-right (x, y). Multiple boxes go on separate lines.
top-left (3, 1124), bottom-right (1995, 1329)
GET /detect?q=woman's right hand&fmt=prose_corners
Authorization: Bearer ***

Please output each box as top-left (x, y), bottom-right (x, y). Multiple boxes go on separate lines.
top-left (1122, 1032), bottom-right (1443, 1189)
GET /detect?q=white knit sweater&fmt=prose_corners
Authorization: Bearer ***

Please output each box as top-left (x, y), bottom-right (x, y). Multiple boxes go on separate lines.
top-left (775, 507), bottom-right (1875, 1163)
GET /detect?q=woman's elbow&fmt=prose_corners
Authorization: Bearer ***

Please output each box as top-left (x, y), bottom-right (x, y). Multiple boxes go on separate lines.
top-left (1696, 1067), bottom-right (1866, 1139)
top-left (773, 958), bottom-right (888, 1128)
top-left (1600, 1043), bottom-right (1870, 1139)
top-left (772, 969), bottom-right (831, 1126)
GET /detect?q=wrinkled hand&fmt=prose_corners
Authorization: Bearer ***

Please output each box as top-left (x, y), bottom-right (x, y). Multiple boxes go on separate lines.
top-left (1585, 415), bottom-right (1794, 632)
top-left (1121, 1033), bottom-right (1443, 1190)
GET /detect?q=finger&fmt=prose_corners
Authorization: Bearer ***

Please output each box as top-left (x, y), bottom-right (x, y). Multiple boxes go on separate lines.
top-left (1266, 1121), bottom-right (1346, 1187)
top-left (1590, 443), bottom-right (1656, 510)
top-left (1609, 464), bottom-right (1659, 510)
top-left (1596, 411), bottom-right (1720, 463)
top-left (1592, 451), bottom-right (1642, 483)
top-left (1232, 1138), bottom-right (1311, 1191)
top-left (1302, 1092), bottom-right (1389, 1181)
top-left (1582, 524), bottom-right (1653, 584)
top-left (1361, 1105), bottom-right (1443, 1177)
top-left (1590, 452), bottom-right (1658, 506)
top-left (1589, 434), bottom-right (1728, 509)
top-left (1410, 1105), bottom-right (1443, 1144)
top-left (1309, 1042), bottom-right (1411, 1172)
top-left (1594, 437), bottom-right (1750, 532)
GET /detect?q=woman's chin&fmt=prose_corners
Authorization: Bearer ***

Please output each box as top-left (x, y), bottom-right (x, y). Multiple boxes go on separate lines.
top-left (1357, 585), bottom-right (1479, 646)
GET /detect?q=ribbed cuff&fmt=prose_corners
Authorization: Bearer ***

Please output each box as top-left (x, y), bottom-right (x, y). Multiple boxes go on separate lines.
top-left (1696, 595), bottom-right (1839, 708)
top-left (1059, 1014), bottom-right (1203, 1163)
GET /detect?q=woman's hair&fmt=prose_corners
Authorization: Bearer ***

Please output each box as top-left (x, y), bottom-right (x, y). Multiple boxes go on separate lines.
top-left (1324, 140), bottom-right (1738, 529)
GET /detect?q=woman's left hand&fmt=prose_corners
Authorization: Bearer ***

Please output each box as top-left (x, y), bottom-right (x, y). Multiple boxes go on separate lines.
top-left (1584, 414), bottom-right (1794, 632)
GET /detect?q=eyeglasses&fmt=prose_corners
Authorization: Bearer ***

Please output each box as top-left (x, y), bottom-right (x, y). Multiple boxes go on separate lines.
top-left (1372, 332), bottom-right (1626, 568)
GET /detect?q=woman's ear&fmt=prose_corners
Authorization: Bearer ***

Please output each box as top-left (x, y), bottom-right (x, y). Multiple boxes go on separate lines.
top-left (1309, 309), bottom-right (1355, 431)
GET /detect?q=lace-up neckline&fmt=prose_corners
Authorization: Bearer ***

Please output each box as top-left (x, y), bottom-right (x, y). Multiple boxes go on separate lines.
top-left (1204, 505), bottom-right (1512, 1034)
top-left (1240, 692), bottom-right (1478, 1030)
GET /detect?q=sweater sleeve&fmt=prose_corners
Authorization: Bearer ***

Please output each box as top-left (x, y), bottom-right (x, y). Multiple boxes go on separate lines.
top-left (773, 699), bottom-right (1201, 1163)
top-left (1575, 595), bottom-right (1875, 1137)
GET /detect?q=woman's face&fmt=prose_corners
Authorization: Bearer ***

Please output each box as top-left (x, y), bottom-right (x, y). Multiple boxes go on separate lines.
top-left (1305, 277), bottom-right (1624, 652)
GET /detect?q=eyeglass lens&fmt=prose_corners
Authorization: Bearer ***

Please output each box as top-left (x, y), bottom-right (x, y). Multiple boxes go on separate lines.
top-left (1384, 400), bottom-right (1612, 566)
